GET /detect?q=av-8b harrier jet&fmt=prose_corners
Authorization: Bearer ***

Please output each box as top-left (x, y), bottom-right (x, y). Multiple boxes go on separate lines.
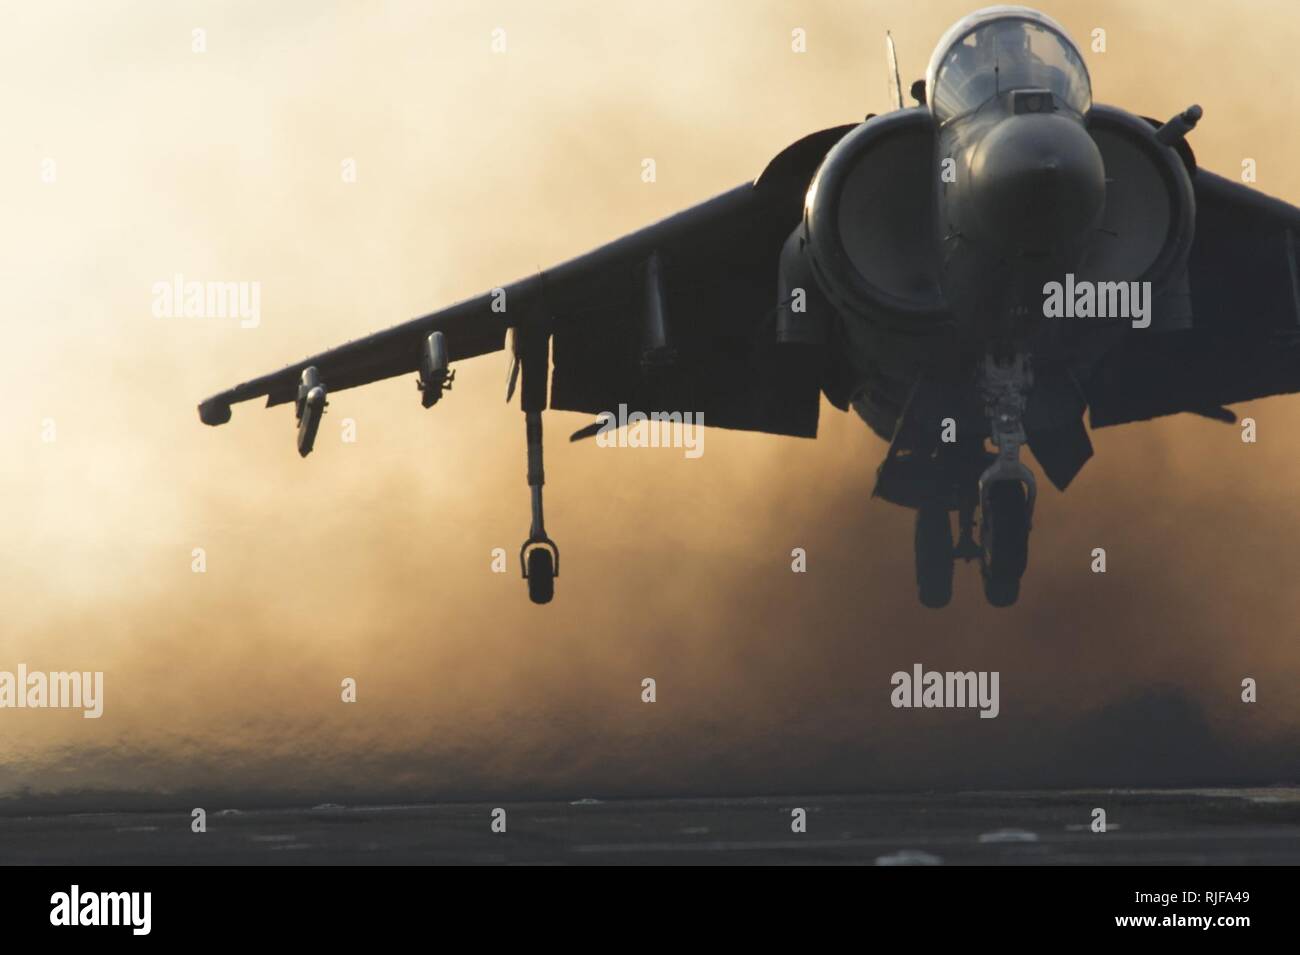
top-left (199, 6), bottom-right (1300, 607)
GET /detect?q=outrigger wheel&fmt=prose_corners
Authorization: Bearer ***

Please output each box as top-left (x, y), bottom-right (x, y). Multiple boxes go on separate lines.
top-left (521, 537), bottom-right (559, 605)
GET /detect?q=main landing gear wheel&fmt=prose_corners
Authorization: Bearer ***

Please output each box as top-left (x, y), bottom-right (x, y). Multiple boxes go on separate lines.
top-left (981, 481), bottom-right (1029, 607)
top-left (914, 507), bottom-right (955, 609)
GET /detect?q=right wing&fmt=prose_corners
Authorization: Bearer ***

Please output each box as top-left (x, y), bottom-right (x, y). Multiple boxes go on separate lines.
top-left (198, 125), bottom-right (858, 440)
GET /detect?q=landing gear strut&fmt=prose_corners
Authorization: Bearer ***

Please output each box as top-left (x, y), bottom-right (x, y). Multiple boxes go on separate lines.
top-left (520, 410), bottom-right (559, 604)
top-left (978, 351), bottom-right (1035, 607)
top-left (516, 326), bottom-right (559, 604)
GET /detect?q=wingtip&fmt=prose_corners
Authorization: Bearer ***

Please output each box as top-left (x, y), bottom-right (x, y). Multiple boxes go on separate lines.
top-left (198, 398), bottom-right (232, 426)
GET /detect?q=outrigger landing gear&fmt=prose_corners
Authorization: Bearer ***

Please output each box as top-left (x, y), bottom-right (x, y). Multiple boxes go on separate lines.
top-left (520, 410), bottom-right (559, 604)
top-left (515, 325), bottom-right (559, 605)
top-left (978, 351), bottom-right (1035, 607)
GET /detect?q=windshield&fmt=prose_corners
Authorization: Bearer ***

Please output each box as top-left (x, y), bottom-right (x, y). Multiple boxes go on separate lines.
top-left (929, 17), bottom-right (1091, 124)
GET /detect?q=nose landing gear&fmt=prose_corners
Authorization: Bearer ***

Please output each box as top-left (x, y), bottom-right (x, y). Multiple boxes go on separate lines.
top-left (910, 350), bottom-right (1038, 607)
top-left (977, 350), bottom-right (1035, 607)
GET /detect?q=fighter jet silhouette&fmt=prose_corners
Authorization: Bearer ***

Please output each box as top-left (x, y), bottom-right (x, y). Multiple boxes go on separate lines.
top-left (199, 6), bottom-right (1300, 607)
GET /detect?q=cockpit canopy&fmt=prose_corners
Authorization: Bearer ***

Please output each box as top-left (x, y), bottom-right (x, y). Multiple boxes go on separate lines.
top-left (926, 6), bottom-right (1091, 124)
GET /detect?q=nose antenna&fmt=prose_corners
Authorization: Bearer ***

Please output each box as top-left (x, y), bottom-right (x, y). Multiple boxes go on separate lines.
top-left (885, 31), bottom-right (904, 110)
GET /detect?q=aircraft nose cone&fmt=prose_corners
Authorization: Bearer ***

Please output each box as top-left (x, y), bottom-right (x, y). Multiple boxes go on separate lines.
top-left (968, 114), bottom-right (1106, 255)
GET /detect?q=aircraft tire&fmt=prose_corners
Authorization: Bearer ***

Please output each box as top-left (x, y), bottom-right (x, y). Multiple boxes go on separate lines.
top-left (981, 481), bottom-right (1029, 607)
top-left (526, 547), bottom-right (555, 604)
top-left (915, 506), bottom-right (955, 609)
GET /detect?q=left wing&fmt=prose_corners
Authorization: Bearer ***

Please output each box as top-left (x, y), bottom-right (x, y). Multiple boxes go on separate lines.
top-left (1086, 169), bottom-right (1300, 427)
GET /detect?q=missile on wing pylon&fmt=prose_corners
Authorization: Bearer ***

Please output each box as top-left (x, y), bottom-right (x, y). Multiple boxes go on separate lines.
top-left (418, 330), bottom-right (454, 408)
top-left (295, 365), bottom-right (327, 457)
